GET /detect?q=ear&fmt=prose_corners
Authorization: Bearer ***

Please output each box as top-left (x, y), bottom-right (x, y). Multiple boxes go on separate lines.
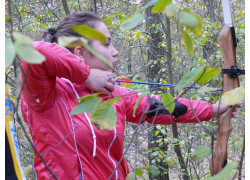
top-left (73, 46), bottom-right (86, 59)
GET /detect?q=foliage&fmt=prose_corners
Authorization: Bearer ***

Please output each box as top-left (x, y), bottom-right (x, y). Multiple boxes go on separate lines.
top-left (90, 97), bottom-right (120, 130)
top-left (151, 0), bottom-right (172, 13)
top-left (160, 93), bottom-right (175, 114)
top-left (58, 36), bottom-right (88, 48)
top-left (221, 87), bottom-right (245, 106)
top-left (176, 66), bottom-right (204, 89)
top-left (120, 13), bottom-right (145, 32)
top-left (191, 145), bottom-right (211, 161)
top-left (71, 24), bottom-right (107, 45)
top-left (207, 163), bottom-right (234, 180)
top-left (5, 38), bottom-right (16, 68)
top-left (5, 33), bottom-right (45, 67)
top-left (71, 93), bottom-right (102, 114)
top-left (13, 32), bottom-right (45, 64)
top-left (133, 91), bottom-right (150, 117)
top-left (5, 0), bottom-right (245, 179)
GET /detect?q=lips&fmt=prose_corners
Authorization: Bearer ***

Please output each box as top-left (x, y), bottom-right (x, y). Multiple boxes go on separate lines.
top-left (113, 62), bottom-right (117, 68)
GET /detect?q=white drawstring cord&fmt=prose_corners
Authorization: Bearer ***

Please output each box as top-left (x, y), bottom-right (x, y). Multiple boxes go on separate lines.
top-left (107, 127), bottom-right (118, 180)
top-left (61, 78), bottom-right (97, 157)
top-left (61, 98), bottom-right (84, 179)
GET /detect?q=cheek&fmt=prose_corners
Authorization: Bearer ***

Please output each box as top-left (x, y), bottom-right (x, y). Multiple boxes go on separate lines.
top-left (91, 42), bottom-right (110, 57)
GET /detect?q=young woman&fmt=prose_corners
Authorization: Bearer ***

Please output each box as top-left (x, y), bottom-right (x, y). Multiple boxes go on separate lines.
top-left (21, 12), bottom-right (240, 180)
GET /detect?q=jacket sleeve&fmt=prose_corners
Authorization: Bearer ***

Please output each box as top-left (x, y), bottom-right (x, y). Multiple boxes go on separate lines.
top-left (120, 87), bottom-right (213, 124)
top-left (146, 96), bottom-right (213, 124)
top-left (21, 41), bottom-right (90, 110)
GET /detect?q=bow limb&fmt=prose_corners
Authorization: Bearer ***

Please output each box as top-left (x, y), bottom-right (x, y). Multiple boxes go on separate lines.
top-left (209, 27), bottom-right (240, 175)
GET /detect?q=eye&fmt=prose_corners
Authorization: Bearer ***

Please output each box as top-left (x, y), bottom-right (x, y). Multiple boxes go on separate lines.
top-left (105, 38), bottom-right (111, 47)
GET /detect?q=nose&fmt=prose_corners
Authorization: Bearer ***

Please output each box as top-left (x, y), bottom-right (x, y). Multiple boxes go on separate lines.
top-left (111, 46), bottom-right (119, 58)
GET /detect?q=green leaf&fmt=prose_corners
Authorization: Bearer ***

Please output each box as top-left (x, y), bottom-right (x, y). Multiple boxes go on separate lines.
top-left (5, 38), bottom-right (16, 68)
top-left (151, 165), bottom-right (160, 177)
top-left (13, 32), bottom-right (45, 64)
top-left (68, 1), bottom-right (73, 6)
top-left (165, 3), bottom-right (181, 17)
top-left (181, 29), bottom-right (194, 54)
top-left (58, 36), bottom-right (88, 48)
top-left (18, 6), bottom-right (22, 12)
top-left (46, 12), bottom-right (53, 17)
top-left (151, 0), bottom-right (172, 13)
top-left (176, 67), bottom-right (204, 89)
top-left (155, 130), bottom-right (160, 136)
top-left (160, 93), bottom-right (175, 114)
top-left (133, 91), bottom-right (150, 117)
top-left (84, 44), bottom-right (113, 69)
top-left (140, 0), bottom-right (159, 11)
top-left (71, 94), bottom-right (102, 114)
top-left (179, 11), bottom-right (199, 28)
top-left (13, 32), bottom-right (33, 45)
top-left (221, 87), bottom-right (245, 106)
top-left (120, 14), bottom-right (145, 31)
top-left (191, 145), bottom-right (211, 161)
top-left (5, 17), bottom-right (11, 22)
top-left (198, 86), bottom-right (221, 93)
top-left (182, 9), bottom-right (202, 35)
top-left (194, 67), bottom-right (221, 85)
top-left (91, 97), bottom-right (120, 130)
top-left (14, 42), bottom-right (45, 64)
top-left (115, 12), bottom-right (122, 17)
top-left (119, 15), bottom-right (127, 23)
top-left (207, 163), bottom-right (234, 180)
top-left (192, 13), bottom-right (202, 36)
top-left (135, 169), bottom-right (143, 177)
top-left (104, 15), bottom-right (113, 26)
top-left (71, 25), bottom-right (106, 45)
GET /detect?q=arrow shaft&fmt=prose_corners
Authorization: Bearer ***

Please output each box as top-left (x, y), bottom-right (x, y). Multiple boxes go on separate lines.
top-left (116, 80), bottom-right (200, 89)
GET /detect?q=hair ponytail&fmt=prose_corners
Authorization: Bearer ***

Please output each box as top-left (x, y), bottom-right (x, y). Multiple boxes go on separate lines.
top-left (35, 12), bottom-right (102, 48)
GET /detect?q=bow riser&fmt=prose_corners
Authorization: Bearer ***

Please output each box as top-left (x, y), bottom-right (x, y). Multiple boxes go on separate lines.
top-left (209, 27), bottom-right (240, 175)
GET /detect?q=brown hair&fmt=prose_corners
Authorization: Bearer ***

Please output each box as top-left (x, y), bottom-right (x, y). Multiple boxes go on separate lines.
top-left (36, 12), bottom-right (102, 51)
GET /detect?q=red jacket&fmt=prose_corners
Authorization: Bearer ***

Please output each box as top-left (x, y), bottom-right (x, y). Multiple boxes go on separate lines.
top-left (21, 41), bottom-right (213, 180)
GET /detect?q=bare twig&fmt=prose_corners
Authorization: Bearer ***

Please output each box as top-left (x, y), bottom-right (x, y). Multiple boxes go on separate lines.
top-left (238, 135), bottom-right (245, 180)
top-left (14, 66), bottom-right (58, 179)
top-left (109, 106), bottom-right (148, 180)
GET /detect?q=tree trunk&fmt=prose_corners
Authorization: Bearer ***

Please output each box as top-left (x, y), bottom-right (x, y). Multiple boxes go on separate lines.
top-left (127, 42), bottom-right (132, 75)
top-left (145, 3), bottom-right (169, 180)
top-left (164, 14), bottom-right (190, 180)
top-left (94, 0), bottom-right (97, 13)
top-left (202, 0), bottom-right (220, 62)
top-left (61, 0), bottom-right (70, 15)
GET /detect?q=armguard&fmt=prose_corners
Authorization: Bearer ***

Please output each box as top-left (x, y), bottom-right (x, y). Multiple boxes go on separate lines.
top-left (147, 98), bottom-right (187, 118)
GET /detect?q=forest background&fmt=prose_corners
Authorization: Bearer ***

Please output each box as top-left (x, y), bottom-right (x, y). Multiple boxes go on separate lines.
top-left (4, 0), bottom-right (246, 179)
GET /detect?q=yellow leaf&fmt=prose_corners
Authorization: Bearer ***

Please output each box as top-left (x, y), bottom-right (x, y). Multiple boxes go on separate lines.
top-left (221, 87), bottom-right (245, 105)
top-left (24, 5), bottom-right (29, 10)
top-left (18, 6), bottom-right (22, 12)
top-left (198, 86), bottom-right (221, 93)
top-left (5, 17), bottom-right (11, 22)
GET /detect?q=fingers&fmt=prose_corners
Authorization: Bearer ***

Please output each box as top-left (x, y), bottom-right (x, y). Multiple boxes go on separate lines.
top-left (105, 82), bottom-right (115, 92)
top-left (108, 78), bottom-right (116, 84)
top-left (235, 101), bottom-right (243, 108)
top-left (106, 72), bottom-right (116, 85)
top-left (230, 101), bottom-right (243, 117)
top-left (101, 88), bottom-right (112, 95)
top-left (100, 83), bottom-right (114, 96)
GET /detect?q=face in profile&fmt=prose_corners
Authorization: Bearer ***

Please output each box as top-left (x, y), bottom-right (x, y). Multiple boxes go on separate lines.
top-left (80, 21), bottom-right (119, 72)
